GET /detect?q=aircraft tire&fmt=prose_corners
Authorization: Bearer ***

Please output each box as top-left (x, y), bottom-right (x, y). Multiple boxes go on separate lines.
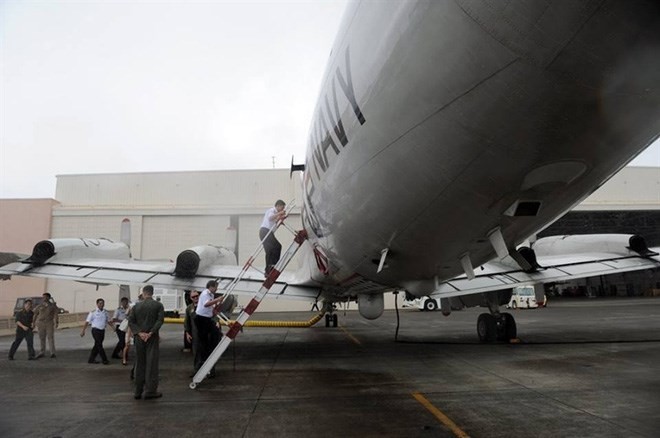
top-left (424, 299), bottom-right (437, 311)
top-left (332, 314), bottom-right (338, 327)
top-left (477, 313), bottom-right (497, 342)
top-left (499, 313), bottom-right (517, 341)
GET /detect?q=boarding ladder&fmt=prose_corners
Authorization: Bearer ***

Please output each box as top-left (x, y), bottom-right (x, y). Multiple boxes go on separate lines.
top-left (189, 206), bottom-right (308, 389)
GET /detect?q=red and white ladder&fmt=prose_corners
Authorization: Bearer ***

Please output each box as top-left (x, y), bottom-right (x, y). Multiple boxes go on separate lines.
top-left (189, 212), bottom-right (308, 389)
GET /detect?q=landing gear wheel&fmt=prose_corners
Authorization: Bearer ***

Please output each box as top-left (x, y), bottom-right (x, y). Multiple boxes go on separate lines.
top-left (511, 301), bottom-right (517, 309)
top-left (477, 313), bottom-right (497, 342)
top-left (325, 314), bottom-right (330, 327)
top-left (423, 299), bottom-right (437, 311)
top-left (189, 382), bottom-right (197, 390)
top-left (497, 313), bottom-right (517, 341)
top-left (332, 314), bottom-right (338, 327)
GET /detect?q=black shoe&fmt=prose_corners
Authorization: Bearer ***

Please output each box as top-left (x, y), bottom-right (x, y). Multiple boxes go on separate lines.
top-left (88, 360), bottom-right (100, 364)
top-left (8, 356), bottom-right (14, 360)
top-left (28, 357), bottom-right (36, 360)
top-left (144, 392), bottom-right (162, 400)
top-left (50, 354), bottom-right (56, 358)
top-left (111, 354), bottom-right (121, 359)
top-left (102, 360), bottom-right (110, 365)
top-left (134, 394), bottom-right (142, 400)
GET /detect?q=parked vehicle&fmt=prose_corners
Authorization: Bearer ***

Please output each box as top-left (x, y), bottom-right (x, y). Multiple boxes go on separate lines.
top-left (153, 288), bottom-right (185, 318)
top-left (506, 286), bottom-right (538, 309)
top-left (402, 296), bottom-right (441, 311)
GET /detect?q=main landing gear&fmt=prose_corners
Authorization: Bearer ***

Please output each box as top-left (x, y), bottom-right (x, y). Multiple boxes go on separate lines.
top-left (476, 293), bottom-right (517, 342)
top-left (476, 312), bottom-right (516, 342)
top-left (322, 302), bottom-right (338, 327)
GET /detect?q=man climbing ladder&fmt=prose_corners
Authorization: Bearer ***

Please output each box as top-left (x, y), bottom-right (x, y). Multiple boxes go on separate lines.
top-left (259, 199), bottom-right (287, 275)
top-left (189, 216), bottom-right (308, 389)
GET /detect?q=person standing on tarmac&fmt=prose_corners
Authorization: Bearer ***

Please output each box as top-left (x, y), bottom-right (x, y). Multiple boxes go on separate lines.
top-left (33, 292), bottom-right (58, 359)
top-left (184, 290), bottom-right (201, 375)
top-left (8, 299), bottom-right (36, 360)
top-left (129, 285), bottom-right (165, 400)
top-left (259, 199), bottom-right (286, 274)
top-left (80, 298), bottom-right (114, 364)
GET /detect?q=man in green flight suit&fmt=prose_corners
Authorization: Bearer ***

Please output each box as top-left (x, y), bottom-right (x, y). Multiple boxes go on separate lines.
top-left (128, 284), bottom-right (165, 400)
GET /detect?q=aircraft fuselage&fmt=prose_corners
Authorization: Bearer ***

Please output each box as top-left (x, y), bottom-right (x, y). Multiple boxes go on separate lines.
top-left (301, 1), bottom-right (660, 296)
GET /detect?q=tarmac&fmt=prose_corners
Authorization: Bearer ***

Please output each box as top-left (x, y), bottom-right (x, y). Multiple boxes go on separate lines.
top-left (1, 296), bottom-right (659, 438)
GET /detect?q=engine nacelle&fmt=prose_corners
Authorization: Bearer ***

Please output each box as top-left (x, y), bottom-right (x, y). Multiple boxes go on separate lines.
top-left (174, 245), bottom-right (237, 278)
top-left (358, 293), bottom-right (384, 320)
top-left (29, 238), bottom-right (130, 266)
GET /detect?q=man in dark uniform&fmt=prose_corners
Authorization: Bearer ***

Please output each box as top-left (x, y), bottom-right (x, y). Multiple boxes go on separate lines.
top-left (9, 299), bottom-right (36, 360)
top-left (128, 285), bottom-right (165, 400)
top-left (184, 290), bottom-right (201, 375)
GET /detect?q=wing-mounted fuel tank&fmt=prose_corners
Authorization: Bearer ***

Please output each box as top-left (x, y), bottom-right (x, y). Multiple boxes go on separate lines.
top-left (358, 293), bottom-right (384, 320)
top-left (174, 245), bottom-right (237, 278)
top-left (29, 238), bottom-right (130, 266)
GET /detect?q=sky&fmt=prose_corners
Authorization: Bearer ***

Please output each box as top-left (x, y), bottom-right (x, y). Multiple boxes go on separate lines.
top-left (1, 0), bottom-right (659, 199)
top-left (0, 0), bottom-right (348, 198)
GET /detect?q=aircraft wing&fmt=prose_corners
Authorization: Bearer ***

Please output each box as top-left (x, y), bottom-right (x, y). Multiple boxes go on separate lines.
top-left (0, 252), bottom-right (27, 280)
top-left (431, 235), bottom-right (660, 299)
top-left (0, 245), bottom-right (321, 303)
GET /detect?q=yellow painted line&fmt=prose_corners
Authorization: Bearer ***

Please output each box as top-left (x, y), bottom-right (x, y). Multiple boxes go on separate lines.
top-left (412, 392), bottom-right (470, 438)
top-left (339, 325), bottom-right (361, 345)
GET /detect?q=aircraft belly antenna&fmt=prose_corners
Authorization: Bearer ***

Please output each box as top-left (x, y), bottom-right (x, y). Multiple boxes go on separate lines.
top-left (377, 248), bottom-right (389, 273)
top-left (487, 227), bottom-right (509, 259)
top-left (460, 252), bottom-right (475, 280)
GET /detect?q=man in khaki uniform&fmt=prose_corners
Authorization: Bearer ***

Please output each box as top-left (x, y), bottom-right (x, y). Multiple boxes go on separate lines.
top-left (129, 285), bottom-right (165, 400)
top-left (33, 292), bottom-right (58, 358)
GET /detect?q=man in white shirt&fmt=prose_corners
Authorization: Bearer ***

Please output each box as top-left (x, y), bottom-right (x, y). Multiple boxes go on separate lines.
top-left (194, 280), bottom-right (223, 377)
top-left (80, 298), bottom-right (114, 364)
top-left (259, 199), bottom-right (286, 274)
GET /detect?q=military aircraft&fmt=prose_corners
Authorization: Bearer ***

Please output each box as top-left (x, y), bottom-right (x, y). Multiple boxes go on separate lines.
top-left (2, 1), bottom-right (660, 343)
